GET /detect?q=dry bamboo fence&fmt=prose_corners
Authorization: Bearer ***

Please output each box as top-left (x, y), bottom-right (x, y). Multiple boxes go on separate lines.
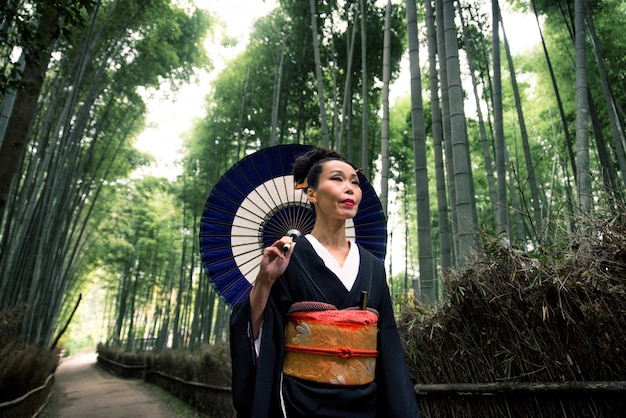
top-left (399, 212), bottom-right (626, 418)
top-left (145, 370), bottom-right (234, 417)
top-left (97, 352), bottom-right (234, 417)
top-left (0, 373), bottom-right (54, 418)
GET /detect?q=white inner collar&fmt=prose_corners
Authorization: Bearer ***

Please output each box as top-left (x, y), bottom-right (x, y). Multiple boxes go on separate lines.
top-left (305, 234), bottom-right (360, 290)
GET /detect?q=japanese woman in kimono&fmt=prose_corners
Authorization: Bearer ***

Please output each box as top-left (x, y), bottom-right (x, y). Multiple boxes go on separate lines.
top-left (230, 147), bottom-right (421, 418)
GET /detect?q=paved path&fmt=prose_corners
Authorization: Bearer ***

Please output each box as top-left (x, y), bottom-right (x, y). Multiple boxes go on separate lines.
top-left (50, 352), bottom-right (176, 418)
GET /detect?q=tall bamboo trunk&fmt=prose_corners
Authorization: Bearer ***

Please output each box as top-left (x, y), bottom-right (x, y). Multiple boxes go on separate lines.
top-left (530, 0), bottom-right (577, 186)
top-left (443, 0), bottom-right (478, 265)
top-left (492, 0), bottom-right (509, 238)
top-left (270, 40), bottom-right (285, 147)
top-left (406, 0), bottom-right (436, 302)
top-left (0, 6), bottom-right (62, 216)
top-left (435, 0), bottom-right (457, 265)
top-left (424, 0), bottom-right (451, 275)
top-left (338, 6), bottom-right (358, 155)
top-left (583, 1), bottom-right (626, 200)
top-left (574, 0), bottom-right (592, 215)
top-left (359, 0), bottom-right (368, 175)
top-left (309, 0), bottom-right (330, 148)
top-left (501, 11), bottom-right (543, 243)
top-left (380, 0), bottom-right (391, 216)
top-left (458, 4), bottom-right (498, 228)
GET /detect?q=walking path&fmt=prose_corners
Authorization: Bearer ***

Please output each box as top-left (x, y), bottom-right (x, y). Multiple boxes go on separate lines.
top-left (49, 352), bottom-right (177, 418)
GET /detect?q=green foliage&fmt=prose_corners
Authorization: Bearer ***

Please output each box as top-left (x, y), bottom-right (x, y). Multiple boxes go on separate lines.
top-left (59, 327), bottom-right (96, 357)
top-left (0, 0), bottom-right (216, 348)
top-left (184, 0), bottom-right (407, 173)
top-left (0, 0), bottom-right (97, 96)
top-left (92, 176), bottom-right (184, 344)
top-left (4, 0), bottom-right (626, 394)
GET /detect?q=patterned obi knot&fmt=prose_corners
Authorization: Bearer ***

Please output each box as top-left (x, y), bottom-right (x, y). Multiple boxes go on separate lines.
top-left (283, 301), bottom-right (379, 386)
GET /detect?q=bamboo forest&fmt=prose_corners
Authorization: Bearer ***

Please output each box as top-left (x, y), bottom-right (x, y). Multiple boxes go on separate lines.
top-left (1, 0), bottom-right (625, 417)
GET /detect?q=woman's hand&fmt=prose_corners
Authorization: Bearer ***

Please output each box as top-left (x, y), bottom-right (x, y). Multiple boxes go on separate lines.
top-left (256, 236), bottom-right (296, 286)
top-left (249, 236), bottom-right (295, 339)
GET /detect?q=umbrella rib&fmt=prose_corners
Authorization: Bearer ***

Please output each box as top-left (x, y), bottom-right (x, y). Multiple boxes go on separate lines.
top-left (258, 150), bottom-right (287, 211)
top-left (266, 204), bottom-right (293, 234)
top-left (211, 187), bottom-right (267, 222)
top-left (201, 243), bottom-right (262, 269)
top-left (274, 166), bottom-right (295, 229)
top-left (240, 258), bottom-right (262, 282)
top-left (236, 155), bottom-right (281, 213)
top-left (207, 191), bottom-right (266, 227)
top-left (218, 277), bottom-right (249, 297)
top-left (231, 289), bottom-right (252, 306)
top-left (222, 172), bottom-right (274, 218)
top-left (293, 203), bottom-right (314, 233)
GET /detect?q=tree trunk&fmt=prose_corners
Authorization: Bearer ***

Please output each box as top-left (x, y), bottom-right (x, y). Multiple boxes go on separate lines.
top-left (584, 0), bottom-right (626, 199)
top-left (492, 0), bottom-right (509, 238)
top-left (0, 54), bottom-right (25, 140)
top-left (501, 11), bottom-right (543, 242)
top-left (406, 0), bottom-right (436, 302)
top-left (309, 0), bottom-right (330, 148)
top-left (436, 0), bottom-right (457, 265)
top-left (458, 3), bottom-right (498, 228)
top-left (574, 0), bottom-right (592, 215)
top-left (443, 0), bottom-right (478, 265)
top-left (380, 0), bottom-right (391, 217)
top-left (270, 40), bottom-right (285, 147)
top-left (424, 0), bottom-right (451, 275)
top-left (236, 67), bottom-right (250, 160)
top-left (530, 0), bottom-right (577, 187)
top-left (338, 6), bottom-right (358, 155)
top-left (0, 6), bottom-right (62, 217)
top-left (587, 93), bottom-right (621, 204)
top-left (359, 0), bottom-right (368, 175)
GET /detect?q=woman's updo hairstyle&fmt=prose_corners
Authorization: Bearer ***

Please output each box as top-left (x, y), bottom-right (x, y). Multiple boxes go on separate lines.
top-left (293, 147), bottom-right (350, 190)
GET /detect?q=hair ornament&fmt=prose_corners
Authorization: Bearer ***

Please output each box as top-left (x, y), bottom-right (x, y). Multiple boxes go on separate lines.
top-left (294, 178), bottom-right (309, 190)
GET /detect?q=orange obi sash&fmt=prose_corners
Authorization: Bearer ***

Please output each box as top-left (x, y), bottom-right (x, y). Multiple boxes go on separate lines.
top-left (283, 301), bottom-right (378, 386)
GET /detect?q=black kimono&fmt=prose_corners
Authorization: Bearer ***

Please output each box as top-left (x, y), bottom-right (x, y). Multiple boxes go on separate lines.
top-left (230, 236), bottom-right (421, 418)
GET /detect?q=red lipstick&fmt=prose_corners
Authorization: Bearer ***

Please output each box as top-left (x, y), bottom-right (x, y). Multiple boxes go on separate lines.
top-left (342, 199), bottom-right (355, 207)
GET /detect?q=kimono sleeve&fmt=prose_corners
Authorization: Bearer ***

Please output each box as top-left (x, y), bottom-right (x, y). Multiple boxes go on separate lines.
top-left (229, 300), bottom-right (257, 418)
top-left (372, 262), bottom-right (422, 418)
top-left (230, 297), bottom-right (285, 418)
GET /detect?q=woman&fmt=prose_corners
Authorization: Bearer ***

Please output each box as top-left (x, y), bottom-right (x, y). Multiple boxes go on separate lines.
top-left (230, 147), bottom-right (421, 418)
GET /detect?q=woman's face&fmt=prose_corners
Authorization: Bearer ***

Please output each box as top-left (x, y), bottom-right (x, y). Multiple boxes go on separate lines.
top-left (307, 160), bottom-right (362, 221)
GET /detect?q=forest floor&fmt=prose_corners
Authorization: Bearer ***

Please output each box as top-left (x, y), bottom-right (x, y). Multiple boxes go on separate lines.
top-left (40, 352), bottom-right (196, 418)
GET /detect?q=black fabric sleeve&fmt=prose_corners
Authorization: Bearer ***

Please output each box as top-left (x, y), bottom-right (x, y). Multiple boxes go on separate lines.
top-left (367, 253), bottom-right (422, 418)
top-left (229, 301), bottom-right (257, 418)
top-left (230, 298), bottom-right (285, 418)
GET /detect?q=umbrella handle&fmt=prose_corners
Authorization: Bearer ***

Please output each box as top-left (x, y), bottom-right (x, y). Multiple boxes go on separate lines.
top-left (282, 229), bottom-right (302, 252)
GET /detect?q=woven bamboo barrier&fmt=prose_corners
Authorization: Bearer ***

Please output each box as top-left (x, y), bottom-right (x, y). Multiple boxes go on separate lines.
top-left (145, 370), bottom-right (234, 417)
top-left (97, 354), bottom-right (235, 417)
top-left (97, 355), bottom-right (145, 379)
top-left (399, 211), bottom-right (626, 418)
top-left (0, 373), bottom-right (54, 418)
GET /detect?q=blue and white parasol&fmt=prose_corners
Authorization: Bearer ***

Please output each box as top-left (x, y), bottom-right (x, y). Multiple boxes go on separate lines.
top-left (199, 144), bottom-right (387, 306)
